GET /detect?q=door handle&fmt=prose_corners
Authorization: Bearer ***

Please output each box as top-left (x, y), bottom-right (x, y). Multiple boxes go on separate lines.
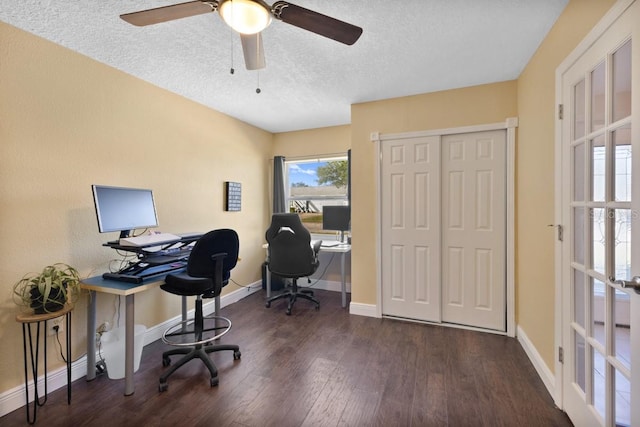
top-left (609, 275), bottom-right (640, 294)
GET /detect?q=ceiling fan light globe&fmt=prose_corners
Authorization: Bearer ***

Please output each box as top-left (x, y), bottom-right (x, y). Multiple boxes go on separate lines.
top-left (219, 0), bottom-right (272, 35)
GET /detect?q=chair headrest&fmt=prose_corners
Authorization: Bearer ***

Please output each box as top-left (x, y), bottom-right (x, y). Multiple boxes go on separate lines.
top-left (265, 213), bottom-right (310, 244)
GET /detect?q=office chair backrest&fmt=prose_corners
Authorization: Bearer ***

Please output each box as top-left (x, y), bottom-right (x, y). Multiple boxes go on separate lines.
top-left (187, 229), bottom-right (239, 282)
top-left (266, 213), bottom-right (318, 278)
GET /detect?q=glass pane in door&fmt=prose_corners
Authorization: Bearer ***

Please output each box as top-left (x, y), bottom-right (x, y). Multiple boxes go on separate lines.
top-left (574, 207), bottom-right (585, 264)
top-left (592, 278), bottom-right (605, 348)
top-left (574, 269), bottom-right (586, 328)
top-left (615, 369), bottom-right (631, 427)
top-left (612, 40), bottom-right (632, 123)
top-left (593, 349), bottom-right (606, 419)
top-left (591, 208), bottom-right (605, 274)
top-left (574, 143), bottom-right (586, 201)
top-left (592, 135), bottom-right (606, 202)
top-left (614, 209), bottom-right (631, 279)
top-left (614, 125), bottom-right (632, 202)
top-left (575, 79), bottom-right (586, 139)
top-left (591, 62), bottom-right (606, 132)
top-left (613, 290), bottom-right (631, 370)
top-left (575, 331), bottom-right (586, 393)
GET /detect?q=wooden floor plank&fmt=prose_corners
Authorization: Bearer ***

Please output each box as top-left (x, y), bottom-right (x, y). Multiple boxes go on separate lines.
top-left (1, 289), bottom-right (572, 427)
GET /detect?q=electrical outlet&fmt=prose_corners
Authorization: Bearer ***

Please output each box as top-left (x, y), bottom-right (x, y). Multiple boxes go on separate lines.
top-left (48, 317), bottom-right (65, 336)
top-left (96, 321), bottom-right (110, 335)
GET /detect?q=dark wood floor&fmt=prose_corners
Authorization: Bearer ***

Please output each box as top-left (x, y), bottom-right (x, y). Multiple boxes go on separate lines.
top-left (2, 289), bottom-right (573, 426)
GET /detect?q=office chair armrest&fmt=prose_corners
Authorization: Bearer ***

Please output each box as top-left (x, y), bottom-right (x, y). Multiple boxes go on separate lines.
top-left (312, 240), bottom-right (322, 261)
top-left (210, 252), bottom-right (228, 262)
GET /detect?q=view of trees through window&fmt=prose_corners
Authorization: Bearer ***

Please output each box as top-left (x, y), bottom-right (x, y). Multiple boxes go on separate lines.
top-left (286, 156), bottom-right (349, 234)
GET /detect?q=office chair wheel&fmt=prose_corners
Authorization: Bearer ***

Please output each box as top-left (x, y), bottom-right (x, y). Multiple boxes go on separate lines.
top-left (233, 350), bottom-right (241, 360)
top-left (210, 377), bottom-right (219, 387)
top-left (285, 307), bottom-right (292, 316)
top-left (159, 381), bottom-right (168, 392)
top-left (265, 301), bottom-right (271, 308)
top-left (162, 356), bottom-right (171, 367)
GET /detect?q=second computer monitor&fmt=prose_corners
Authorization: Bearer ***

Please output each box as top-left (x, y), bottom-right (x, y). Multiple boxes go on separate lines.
top-left (322, 205), bottom-right (350, 242)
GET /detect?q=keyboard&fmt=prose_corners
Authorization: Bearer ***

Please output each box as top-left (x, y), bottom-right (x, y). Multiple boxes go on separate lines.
top-left (119, 233), bottom-right (181, 247)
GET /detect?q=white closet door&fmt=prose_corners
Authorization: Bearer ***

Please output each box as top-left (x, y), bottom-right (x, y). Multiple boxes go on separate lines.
top-left (381, 136), bottom-right (442, 322)
top-left (380, 130), bottom-right (506, 331)
top-left (441, 130), bottom-right (506, 331)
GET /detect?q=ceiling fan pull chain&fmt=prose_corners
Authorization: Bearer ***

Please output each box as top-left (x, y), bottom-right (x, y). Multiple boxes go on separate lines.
top-left (256, 71), bottom-right (261, 94)
top-left (229, 27), bottom-right (235, 74)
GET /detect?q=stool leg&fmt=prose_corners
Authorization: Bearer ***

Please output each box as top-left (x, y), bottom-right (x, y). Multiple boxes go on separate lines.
top-left (23, 322), bottom-right (46, 424)
top-left (66, 312), bottom-right (72, 405)
top-left (21, 323), bottom-right (34, 424)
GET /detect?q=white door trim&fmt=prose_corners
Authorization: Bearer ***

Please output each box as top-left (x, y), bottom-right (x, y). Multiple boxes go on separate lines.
top-left (372, 117), bottom-right (518, 337)
top-left (553, 0), bottom-right (636, 410)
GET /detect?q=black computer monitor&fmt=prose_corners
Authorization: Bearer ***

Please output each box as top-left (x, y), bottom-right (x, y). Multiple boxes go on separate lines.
top-left (322, 205), bottom-right (350, 242)
top-left (91, 185), bottom-right (159, 239)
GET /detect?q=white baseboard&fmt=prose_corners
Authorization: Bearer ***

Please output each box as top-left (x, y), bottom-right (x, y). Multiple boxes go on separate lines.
top-left (349, 302), bottom-right (379, 318)
top-left (516, 325), bottom-right (556, 399)
top-left (0, 280), bottom-right (262, 418)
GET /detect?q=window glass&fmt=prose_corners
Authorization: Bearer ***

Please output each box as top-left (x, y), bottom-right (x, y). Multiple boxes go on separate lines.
top-left (286, 156), bottom-right (349, 234)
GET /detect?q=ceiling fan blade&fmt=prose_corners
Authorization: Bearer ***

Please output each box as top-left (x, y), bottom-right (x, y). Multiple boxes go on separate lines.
top-left (271, 2), bottom-right (363, 45)
top-left (241, 33), bottom-right (266, 70)
top-left (120, 1), bottom-right (217, 27)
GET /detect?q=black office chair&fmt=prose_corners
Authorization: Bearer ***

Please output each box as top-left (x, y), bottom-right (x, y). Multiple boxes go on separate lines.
top-left (265, 213), bottom-right (322, 315)
top-left (158, 229), bottom-right (241, 392)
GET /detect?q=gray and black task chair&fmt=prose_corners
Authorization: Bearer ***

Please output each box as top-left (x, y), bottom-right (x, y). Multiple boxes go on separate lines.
top-left (158, 229), bottom-right (241, 392)
top-left (265, 213), bottom-right (321, 315)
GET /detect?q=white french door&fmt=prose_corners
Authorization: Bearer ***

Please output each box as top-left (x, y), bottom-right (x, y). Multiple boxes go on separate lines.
top-left (559, 1), bottom-right (639, 425)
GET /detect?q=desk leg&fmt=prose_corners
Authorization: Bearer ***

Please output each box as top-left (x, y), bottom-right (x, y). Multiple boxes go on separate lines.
top-left (266, 264), bottom-right (271, 298)
top-left (124, 294), bottom-right (135, 396)
top-left (86, 290), bottom-right (97, 381)
top-left (181, 295), bottom-right (187, 333)
top-left (340, 252), bottom-right (347, 308)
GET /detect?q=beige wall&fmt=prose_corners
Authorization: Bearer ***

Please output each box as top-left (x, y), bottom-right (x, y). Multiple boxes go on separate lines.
top-left (516, 0), bottom-right (615, 370)
top-left (0, 22), bottom-right (272, 394)
top-left (273, 125), bottom-right (350, 159)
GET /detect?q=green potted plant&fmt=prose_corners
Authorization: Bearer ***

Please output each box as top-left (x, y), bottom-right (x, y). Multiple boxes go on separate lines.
top-left (12, 263), bottom-right (81, 314)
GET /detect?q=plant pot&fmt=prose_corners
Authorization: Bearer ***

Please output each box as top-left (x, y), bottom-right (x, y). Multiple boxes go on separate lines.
top-left (29, 286), bottom-right (66, 314)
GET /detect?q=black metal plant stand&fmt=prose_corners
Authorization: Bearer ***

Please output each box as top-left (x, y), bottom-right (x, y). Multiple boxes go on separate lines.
top-left (15, 304), bottom-right (73, 424)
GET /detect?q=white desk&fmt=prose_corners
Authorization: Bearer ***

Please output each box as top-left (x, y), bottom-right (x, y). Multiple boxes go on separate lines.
top-left (81, 276), bottom-right (164, 396)
top-left (81, 272), bottom-right (191, 396)
top-left (263, 241), bottom-right (351, 308)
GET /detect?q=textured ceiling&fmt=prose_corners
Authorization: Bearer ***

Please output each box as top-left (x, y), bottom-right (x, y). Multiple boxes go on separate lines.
top-left (1, 0), bottom-right (568, 133)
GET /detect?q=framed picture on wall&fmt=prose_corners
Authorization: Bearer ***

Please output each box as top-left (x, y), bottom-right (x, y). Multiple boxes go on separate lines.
top-left (225, 181), bottom-right (241, 211)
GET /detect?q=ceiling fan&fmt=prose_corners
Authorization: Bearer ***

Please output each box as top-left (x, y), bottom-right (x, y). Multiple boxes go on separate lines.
top-left (120, 0), bottom-right (363, 71)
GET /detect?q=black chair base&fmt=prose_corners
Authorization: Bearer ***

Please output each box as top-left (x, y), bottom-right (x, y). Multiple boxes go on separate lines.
top-left (159, 343), bottom-right (240, 391)
top-left (159, 298), bottom-right (240, 392)
top-left (265, 279), bottom-right (319, 315)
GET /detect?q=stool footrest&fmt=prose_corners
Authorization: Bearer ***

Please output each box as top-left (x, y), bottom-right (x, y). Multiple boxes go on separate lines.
top-left (162, 315), bottom-right (232, 347)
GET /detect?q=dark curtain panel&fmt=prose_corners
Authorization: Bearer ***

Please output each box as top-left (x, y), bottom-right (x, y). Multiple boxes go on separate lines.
top-left (347, 149), bottom-right (351, 205)
top-left (273, 156), bottom-right (286, 213)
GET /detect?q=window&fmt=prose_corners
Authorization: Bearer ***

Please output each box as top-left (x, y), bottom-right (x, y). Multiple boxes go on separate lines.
top-left (285, 154), bottom-right (349, 235)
